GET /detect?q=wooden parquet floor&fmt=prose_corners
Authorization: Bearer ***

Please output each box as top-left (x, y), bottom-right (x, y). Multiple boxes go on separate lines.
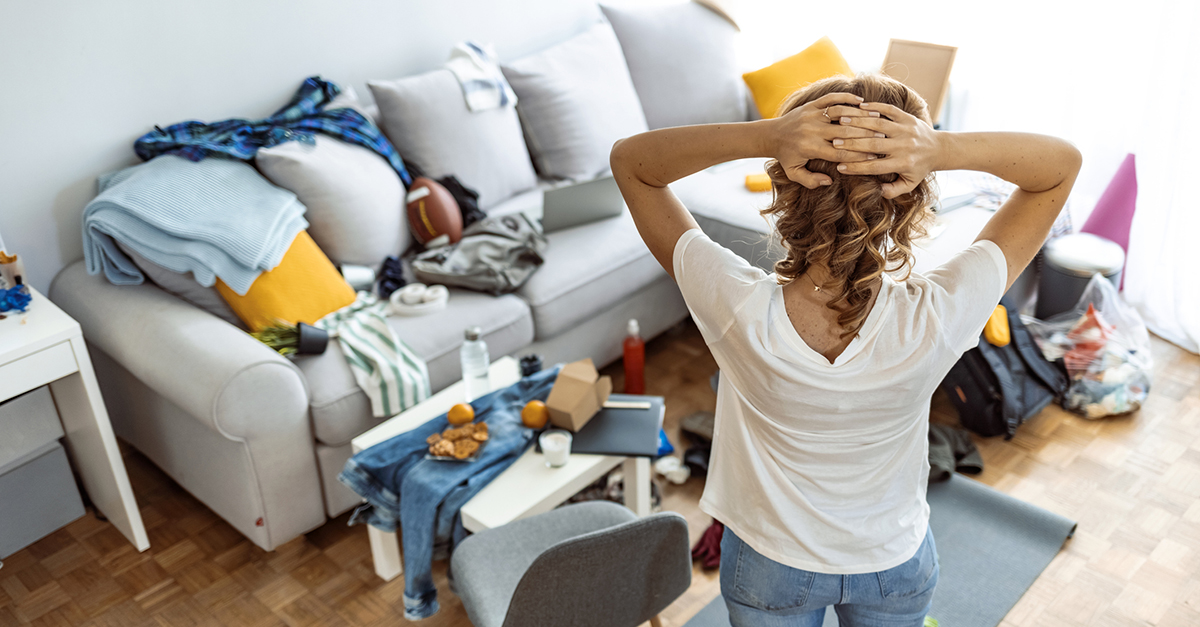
top-left (1, 321), bottom-right (1198, 626)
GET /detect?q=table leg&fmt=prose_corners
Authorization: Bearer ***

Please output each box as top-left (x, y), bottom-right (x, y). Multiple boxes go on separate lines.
top-left (49, 336), bottom-right (149, 551)
top-left (623, 457), bottom-right (652, 516)
top-left (368, 524), bottom-right (404, 582)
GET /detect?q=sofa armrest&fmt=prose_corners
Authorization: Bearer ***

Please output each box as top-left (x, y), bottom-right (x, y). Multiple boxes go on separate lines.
top-left (49, 261), bottom-right (310, 440)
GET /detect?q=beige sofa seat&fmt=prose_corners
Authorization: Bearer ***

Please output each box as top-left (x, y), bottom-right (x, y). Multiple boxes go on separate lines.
top-left (517, 211), bottom-right (666, 341)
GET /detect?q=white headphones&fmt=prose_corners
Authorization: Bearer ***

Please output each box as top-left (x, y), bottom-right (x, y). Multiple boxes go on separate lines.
top-left (388, 283), bottom-right (449, 316)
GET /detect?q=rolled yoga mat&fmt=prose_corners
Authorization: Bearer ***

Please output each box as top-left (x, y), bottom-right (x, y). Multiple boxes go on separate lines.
top-left (685, 474), bottom-right (1077, 627)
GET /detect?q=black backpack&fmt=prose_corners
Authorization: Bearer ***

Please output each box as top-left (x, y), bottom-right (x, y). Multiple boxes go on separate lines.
top-left (940, 297), bottom-right (1068, 439)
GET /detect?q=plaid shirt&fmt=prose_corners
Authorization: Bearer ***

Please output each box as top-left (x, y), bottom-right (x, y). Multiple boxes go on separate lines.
top-left (134, 77), bottom-right (412, 186)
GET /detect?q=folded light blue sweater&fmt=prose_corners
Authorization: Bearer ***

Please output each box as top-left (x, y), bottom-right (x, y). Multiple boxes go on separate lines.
top-left (82, 155), bottom-right (307, 295)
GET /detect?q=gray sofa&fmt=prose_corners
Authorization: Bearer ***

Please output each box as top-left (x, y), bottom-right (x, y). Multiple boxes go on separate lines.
top-left (49, 1), bottom-right (774, 551)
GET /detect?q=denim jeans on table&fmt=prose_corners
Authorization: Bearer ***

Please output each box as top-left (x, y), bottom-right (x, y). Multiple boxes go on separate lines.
top-left (339, 366), bottom-right (560, 621)
top-left (720, 525), bottom-right (939, 627)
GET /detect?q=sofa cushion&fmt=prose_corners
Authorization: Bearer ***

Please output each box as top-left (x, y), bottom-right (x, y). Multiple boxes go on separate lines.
top-left (296, 289), bottom-right (534, 446)
top-left (501, 21), bottom-right (648, 181)
top-left (256, 134), bottom-right (407, 267)
top-left (601, 2), bottom-right (746, 130)
top-left (369, 69), bottom-right (537, 210)
top-left (517, 211), bottom-right (664, 340)
top-left (743, 36), bottom-right (854, 119)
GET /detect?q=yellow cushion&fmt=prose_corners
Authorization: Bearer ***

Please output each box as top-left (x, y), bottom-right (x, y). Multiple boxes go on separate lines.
top-left (216, 230), bottom-right (356, 332)
top-left (742, 37), bottom-right (854, 119)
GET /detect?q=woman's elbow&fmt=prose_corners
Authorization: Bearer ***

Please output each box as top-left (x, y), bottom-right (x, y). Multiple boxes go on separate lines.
top-left (610, 137), bottom-right (632, 174)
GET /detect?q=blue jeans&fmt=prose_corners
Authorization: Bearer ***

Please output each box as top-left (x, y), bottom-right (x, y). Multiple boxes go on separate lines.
top-left (339, 366), bottom-right (560, 621)
top-left (720, 526), bottom-right (938, 627)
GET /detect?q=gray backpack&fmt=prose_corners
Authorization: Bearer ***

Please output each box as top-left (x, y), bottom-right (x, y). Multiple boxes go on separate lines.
top-left (411, 213), bottom-right (547, 295)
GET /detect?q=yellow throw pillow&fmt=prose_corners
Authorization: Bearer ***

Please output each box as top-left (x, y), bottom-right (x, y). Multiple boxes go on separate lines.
top-left (216, 230), bottom-right (356, 332)
top-left (743, 36), bottom-right (854, 119)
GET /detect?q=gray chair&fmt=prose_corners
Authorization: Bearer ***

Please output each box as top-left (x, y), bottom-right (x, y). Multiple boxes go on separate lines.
top-left (450, 501), bottom-right (691, 627)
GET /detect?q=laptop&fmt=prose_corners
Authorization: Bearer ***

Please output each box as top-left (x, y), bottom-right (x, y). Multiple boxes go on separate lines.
top-left (540, 175), bottom-right (626, 233)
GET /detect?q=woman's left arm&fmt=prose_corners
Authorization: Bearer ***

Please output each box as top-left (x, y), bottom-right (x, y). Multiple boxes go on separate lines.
top-left (609, 92), bottom-right (878, 279)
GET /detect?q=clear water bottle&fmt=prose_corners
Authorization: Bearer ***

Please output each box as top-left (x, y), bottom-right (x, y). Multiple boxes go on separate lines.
top-left (460, 326), bottom-right (490, 401)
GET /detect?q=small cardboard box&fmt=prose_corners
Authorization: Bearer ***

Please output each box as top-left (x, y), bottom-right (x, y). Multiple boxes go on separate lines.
top-left (546, 359), bottom-right (613, 432)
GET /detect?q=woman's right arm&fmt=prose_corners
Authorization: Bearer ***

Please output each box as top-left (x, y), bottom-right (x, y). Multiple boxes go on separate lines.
top-left (835, 105), bottom-right (1082, 292)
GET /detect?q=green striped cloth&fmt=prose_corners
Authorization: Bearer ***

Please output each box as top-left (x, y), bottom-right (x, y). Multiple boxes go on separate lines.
top-left (316, 293), bottom-right (430, 417)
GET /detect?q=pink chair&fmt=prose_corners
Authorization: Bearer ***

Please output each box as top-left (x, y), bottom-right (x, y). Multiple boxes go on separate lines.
top-left (1081, 153), bottom-right (1137, 289)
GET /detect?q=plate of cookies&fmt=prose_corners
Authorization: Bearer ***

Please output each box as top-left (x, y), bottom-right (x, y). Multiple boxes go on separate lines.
top-left (426, 405), bottom-right (491, 461)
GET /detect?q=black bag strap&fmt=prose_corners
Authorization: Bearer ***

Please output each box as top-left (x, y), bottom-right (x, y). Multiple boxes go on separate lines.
top-left (977, 341), bottom-right (1023, 439)
top-left (1002, 299), bottom-right (1069, 396)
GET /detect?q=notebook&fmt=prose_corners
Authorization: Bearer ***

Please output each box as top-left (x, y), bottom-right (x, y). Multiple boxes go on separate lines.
top-left (543, 394), bottom-right (664, 458)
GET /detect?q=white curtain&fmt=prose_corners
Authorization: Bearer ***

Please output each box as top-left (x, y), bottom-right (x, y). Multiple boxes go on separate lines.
top-left (1122, 0), bottom-right (1200, 353)
top-left (724, 0), bottom-right (1199, 352)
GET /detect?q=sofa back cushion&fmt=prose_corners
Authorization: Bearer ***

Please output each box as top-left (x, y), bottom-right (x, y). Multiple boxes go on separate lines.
top-left (501, 21), bottom-right (648, 181)
top-left (370, 69), bottom-right (537, 210)
top-left (257, 135), bottom-right (408, 267)
top-left (601, 2), bottom-right (747, 130)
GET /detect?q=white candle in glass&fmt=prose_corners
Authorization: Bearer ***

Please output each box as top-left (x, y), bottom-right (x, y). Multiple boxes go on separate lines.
top-left (540, 430), bottom-right (572, 468)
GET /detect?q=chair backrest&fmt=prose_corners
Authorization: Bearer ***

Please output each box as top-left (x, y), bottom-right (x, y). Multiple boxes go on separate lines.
top-left (501, 510), bottom-right (691, 627)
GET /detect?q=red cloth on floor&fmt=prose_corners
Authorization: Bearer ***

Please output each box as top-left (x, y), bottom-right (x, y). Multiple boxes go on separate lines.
top-left (691, 519), bottom-right (724, 570)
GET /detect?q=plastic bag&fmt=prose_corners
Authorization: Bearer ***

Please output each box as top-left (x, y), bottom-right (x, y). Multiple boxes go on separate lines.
top-left (1024, 274), bottom-right (1152, 418)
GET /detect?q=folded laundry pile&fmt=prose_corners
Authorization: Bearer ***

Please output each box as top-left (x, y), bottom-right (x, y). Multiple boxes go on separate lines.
top-left (82, 155), bottom-right (307, 295)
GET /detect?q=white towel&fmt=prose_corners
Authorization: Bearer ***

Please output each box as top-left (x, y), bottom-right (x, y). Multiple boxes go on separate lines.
top-left (316, 293), bottom-right (430, 418)
top-left (446, 41), bottom-right (517, 112)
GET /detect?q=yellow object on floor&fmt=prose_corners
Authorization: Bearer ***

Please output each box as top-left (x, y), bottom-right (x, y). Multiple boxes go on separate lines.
top-left (217, 230), bottom-right (356, 332)
top-left (745, 172), bottom-right (772, 192)
top-left (742, 36), bottom-right (854, 119)
top-left (984, 304), bottom-right (1010, 347)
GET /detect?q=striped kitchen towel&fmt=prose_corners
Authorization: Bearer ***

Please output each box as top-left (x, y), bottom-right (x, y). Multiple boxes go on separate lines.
top-left (316, 293), bottom-right (430, 418)
top-left (446, 41), bottom-right (516, 112)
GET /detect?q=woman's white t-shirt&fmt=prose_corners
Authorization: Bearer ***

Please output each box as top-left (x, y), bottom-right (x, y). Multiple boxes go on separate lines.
top-left (673, 228), bottom-right (1008, 574)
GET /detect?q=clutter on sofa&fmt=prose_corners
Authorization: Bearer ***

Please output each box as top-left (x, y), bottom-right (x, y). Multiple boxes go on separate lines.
top-left (445, 40), bottom-right (516, 112)
top-left (135, 76), bottom-right (413, 186)
top-left (315, 293), bottom-right (431, 418)
top-left (83, 156), bottom-right (307, 294)
top-left (406, 177), bottom-right (463, 246)
top-left (251, 321), bottom-right (332, 356)
top-left (339, 366), bottom-right (560, 621)
top-left (388, 283), bottom-right (449, 316)
top-left (370, 67), bottom-right (536, 210)
top-left (411, 213), bottom-right (547, 295)
top-left (215, 230), bottom-right (355, 331)
top-left (1027, 274), bottom-right (1152, 418)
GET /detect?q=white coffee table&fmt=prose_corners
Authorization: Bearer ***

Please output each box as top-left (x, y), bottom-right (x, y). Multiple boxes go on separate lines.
top-left (351, 356), bottom-right (653, 582)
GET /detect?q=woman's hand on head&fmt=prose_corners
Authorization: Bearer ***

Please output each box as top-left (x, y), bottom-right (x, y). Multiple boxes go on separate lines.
top-left (831, 101), bottom-right (943, 199)
top-left (767, 92), bottom-right (883, 189)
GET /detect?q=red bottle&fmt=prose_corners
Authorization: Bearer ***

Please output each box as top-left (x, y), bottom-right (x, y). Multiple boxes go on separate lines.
top-left (623, 319), bottom-right (645, 394)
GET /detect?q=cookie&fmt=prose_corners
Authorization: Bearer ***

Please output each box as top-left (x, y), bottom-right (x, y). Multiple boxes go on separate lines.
top-left (471, 431), bottom-right (489, 442)
top-left (454, 439), bottom-right (480, 459)
top-left (426, 433), bottom-right (443, 445)
top-left (443, 426), bottom-right (472, 441)
top-left (473, 422), bottom-right (488, 434)
top-left (431, 439), bottom-right (455, 457)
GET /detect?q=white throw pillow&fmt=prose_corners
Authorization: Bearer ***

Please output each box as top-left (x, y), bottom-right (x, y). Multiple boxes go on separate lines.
top-left (501, 21), bottom-right (648, 181)
top-left (256, 135), bottom-right (408, 267)
top-left (369, 69), bottom-right (538, 210)
top-left (601, 2), bottom-right (747, 129)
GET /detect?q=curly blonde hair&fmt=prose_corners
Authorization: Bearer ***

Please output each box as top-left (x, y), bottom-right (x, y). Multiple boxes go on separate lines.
top-left (762, 74), bottom-right (936, 338)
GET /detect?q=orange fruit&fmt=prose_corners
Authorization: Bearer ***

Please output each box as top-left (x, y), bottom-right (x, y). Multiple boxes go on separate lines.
top-left (521, 400), bottom-right (550, 429)
top-left (448, 403), bottom-right (475, 425)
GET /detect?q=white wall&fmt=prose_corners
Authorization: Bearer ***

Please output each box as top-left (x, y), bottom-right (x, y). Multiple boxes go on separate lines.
top-left (0, 0), bottom-right (601, 292)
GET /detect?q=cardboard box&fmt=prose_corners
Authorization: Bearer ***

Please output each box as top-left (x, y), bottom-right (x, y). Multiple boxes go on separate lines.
top-left (546, 359), bottom-right (613, 432)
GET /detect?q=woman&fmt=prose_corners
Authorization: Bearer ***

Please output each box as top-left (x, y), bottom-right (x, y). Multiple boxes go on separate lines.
top-left (610, 74), bottom-right (1080, 626)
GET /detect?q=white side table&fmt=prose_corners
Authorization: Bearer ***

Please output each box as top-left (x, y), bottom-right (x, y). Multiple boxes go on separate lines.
top-left (352, 356), bottom-right (652, 582)
top-left (0, 287), bottom-right (149, 551)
